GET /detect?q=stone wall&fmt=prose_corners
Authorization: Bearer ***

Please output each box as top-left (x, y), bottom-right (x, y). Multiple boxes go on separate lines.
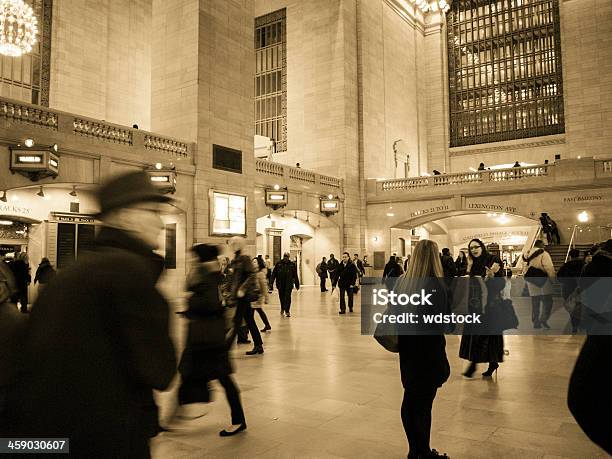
top-left (50, 0), bottom-right (152, 129)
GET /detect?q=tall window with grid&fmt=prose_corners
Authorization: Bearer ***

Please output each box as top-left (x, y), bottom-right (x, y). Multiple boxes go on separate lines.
top-left (0, 0), bottom-right (52, 106)
top-left (255, 9), bottom-right (287, 152)
top-left (447, 0), bottom-right (564, 147)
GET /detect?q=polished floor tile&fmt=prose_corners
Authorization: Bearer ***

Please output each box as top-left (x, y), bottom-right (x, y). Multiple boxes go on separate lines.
top-left (151, 287), bottom-right (606, 458)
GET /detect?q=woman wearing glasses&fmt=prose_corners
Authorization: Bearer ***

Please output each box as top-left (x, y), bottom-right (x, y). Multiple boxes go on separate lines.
top-left (459, 238), bottom-right (505, 378)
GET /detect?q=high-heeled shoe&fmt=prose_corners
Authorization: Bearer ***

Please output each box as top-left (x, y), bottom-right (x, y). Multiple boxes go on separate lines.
top-left (482, 362), bottom-right (499, 377)
top-left (219, 422), bottom-right (247, 437)
top-left (462, 362), bottom-right (477, 378)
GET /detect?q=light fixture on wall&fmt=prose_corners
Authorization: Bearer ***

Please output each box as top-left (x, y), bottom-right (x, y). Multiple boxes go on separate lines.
top-left (0, 190), bottom-right (6, 202)
top-left (9, 144), bottom-right (60, 181)
top-left (36, 186), bottom-right (44, 198)
top-left (293, 211), bottom-right (298, 219)
top-left (69, 185), bottom-right (77, 197)
top-left (24, 138), bottom-right (34, 147)
top-left (0, 0), bottom-right (38, 57)
top-left (578, 211), bottom-right (589, 223)
top-left (264, 186), bottom-right (288, 210)
top-left (320, 195), bottom-right (340, 216)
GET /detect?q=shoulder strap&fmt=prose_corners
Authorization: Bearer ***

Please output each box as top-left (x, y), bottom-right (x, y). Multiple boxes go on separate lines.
top-left (524, 249), bottom-right (544, 264)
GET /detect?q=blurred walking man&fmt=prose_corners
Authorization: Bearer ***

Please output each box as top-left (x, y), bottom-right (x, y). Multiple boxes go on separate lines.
top-left (3, 171), bottom-right (177, 458)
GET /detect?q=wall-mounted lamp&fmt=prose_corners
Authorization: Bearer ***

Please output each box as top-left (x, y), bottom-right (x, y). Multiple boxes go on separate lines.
top-left (578, 211), bottom-right (589, 223)
top-left (274, 184), bottom-right (281, 190)
top-left (265, 186), bottom-right (288, 210)
top-left (147, 168), bottom-right (177, 194)
top-left (24, 138), bottom-right (34, 147)
top-left (36, 186), bottom-right (45, 198)
top-left (0, 191), bottom-right (6, 202)
top-left (155, 162), bottom-right (162, 170)
top-left (9, 144), bottom-right (60, 181)
top-left (320, 195), bottom-right (340, 216)
top-left (373, 236), bottom-right (379, 242)
top-left (69, 185), bottom-right (77, 197)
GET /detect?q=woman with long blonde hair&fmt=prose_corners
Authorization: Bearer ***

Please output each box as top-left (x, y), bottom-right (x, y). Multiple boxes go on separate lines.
top-left (396, 240), bottom-right (450, 459)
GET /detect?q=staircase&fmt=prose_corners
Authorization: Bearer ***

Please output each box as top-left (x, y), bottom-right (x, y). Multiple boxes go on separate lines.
top-left (546, 243), bottom-right (592, 272)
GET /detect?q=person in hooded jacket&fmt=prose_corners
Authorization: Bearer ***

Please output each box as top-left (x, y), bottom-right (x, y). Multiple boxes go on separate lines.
top-left (459, 239), bottom-right (505, 378)
top-left (177, 244), bottom-right (247, 437)
top-left (567, 239), bottom-right (612, 456)
top-left (270, 253), bottom-right (300, 317)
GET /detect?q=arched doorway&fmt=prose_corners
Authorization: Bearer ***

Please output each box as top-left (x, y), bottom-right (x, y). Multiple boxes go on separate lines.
top-left (256, 210), bottom-right (341, 286)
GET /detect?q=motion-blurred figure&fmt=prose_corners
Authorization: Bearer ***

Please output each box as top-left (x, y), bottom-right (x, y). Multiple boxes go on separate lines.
top-left (3, 171), bottom-right (177, 458)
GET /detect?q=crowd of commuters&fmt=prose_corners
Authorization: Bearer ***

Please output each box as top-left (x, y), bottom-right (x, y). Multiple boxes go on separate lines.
top-left (0, 170), bottom-right (609, 458)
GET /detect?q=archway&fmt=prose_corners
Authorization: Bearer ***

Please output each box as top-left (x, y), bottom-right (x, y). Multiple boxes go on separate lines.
top-left (390, 210), bottom-right (541, 268)
top-left (256, 210), bottom-right (341, 286)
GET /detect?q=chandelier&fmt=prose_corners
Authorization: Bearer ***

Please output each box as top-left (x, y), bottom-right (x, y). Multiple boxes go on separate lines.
top-left (0, 0), bottom-right (38, 57)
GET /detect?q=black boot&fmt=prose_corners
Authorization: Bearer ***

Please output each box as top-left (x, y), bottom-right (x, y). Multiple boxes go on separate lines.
top-left (246, 346), bottom-right (264, 355)
top-left (462, 361), bottom-right (477, 378)
top-left (482, 362), bottom-right (499, 377)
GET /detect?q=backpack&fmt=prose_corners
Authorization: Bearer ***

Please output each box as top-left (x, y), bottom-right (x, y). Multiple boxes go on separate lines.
top-left (316, 263), bottom-right (322, 275)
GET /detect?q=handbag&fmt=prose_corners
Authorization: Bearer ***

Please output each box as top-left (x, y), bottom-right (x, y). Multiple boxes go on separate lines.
top-left (523, 249), bottom-right (548, 287)
top-left (373, 305), bottom-right (399, 353)
top-left (485, 298), bottom-right (519, 333)
top-left (525, 266), bottom-right (548, 287)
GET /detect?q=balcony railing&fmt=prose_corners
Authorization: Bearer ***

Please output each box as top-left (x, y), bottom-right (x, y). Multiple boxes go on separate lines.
top-left (255, 158), bottom-right (343, 190)
top-left (0, 96), bottom-right (193, 161)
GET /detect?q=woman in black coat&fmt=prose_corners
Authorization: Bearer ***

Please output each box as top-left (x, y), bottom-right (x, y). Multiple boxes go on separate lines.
top-left (396, 240), bottom-right (451, 459)
top-left (567, 240), bottom-right (612, 455)
top-left (459, 239), bottom-right (505, 378)
top-left (178, 244), bottom-right (246, 437)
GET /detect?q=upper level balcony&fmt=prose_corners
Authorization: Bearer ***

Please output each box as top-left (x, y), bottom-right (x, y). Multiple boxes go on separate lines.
top-left (254, 158), bottom-right (344, 194)
top-left (0, 97), bottom-right (195, 179)
top-left (368, 158), bottom-right (612, 203)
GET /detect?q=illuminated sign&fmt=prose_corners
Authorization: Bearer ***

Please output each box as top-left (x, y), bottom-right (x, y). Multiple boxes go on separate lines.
top-left (211, 191), bottom-right (246, 236)
top-left (9, 146), bottom-right (60, 181)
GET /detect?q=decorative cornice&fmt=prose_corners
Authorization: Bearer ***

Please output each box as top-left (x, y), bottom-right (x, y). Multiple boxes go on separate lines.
top-left (449, 136), bottom-right (566, 157)
top-left (383, 0), bottom-right (424, 34)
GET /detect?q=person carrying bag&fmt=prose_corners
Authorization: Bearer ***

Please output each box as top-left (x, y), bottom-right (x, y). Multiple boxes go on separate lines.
top-left (521, 240), bottom-right (556, 329)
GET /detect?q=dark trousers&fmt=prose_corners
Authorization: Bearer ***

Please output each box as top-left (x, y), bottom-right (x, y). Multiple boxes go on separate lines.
top-left (266, 271), bottom-right (273, 291)
top-left (339, 286), bottom-right (353, 312)
top-left (254, 307), bottom-right (271, 329)
top-left (12, 290), bottom-right (28, 313)
top-left (279, 288), bottom-right (292, 313)
top-left (232, 300), bottom-right (263, 346)
top-left (330, 274), bottom-right (338, 289)
top-left (550, 227), bottom-right (561, 244)
top-left (320, 277), bottom-right (327, 292)
top-left (402, 386), bottom-right (437, 457)
top-left (218, 375), bottom-right (245, 425)
top-left (532, 294), bottom-right (553, 325)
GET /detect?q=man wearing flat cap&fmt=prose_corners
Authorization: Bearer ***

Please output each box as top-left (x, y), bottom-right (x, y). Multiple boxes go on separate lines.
top-left (3, 171), bottom-right (177, 458)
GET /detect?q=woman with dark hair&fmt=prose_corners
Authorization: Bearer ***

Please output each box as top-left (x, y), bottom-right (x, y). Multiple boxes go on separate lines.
top-left (459, 238), bottom-right (505, 378)
top-left (455, 251), bottom-right (468, 276)
top-left (395, 239), bottom-right (451, 459)
top-left (252, 257), bottom-right (272, 332)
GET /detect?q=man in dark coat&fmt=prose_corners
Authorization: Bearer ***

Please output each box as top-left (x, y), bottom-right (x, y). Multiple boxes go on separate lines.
top-left (8, 253), bottom-right (30, 313)
top-left (337, 252), bottom-right (358, 314)
top-left (271, 252), bottom-right (300, 317)
top-left (568, 240), bottom-right (612, 456)
top-left (316, 256), bottom-right (328, 292)
top-left (2, 171), bottom-right (177, 458)
top-left (327, 254), bottom-right (340, 291)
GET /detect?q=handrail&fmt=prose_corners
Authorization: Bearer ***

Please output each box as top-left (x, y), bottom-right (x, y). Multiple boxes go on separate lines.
top-left (565, 225), bottom-right (578, 263)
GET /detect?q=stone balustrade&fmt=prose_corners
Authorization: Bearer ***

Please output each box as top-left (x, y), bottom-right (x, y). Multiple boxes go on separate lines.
top-left (255, 158), bottom-right (343, 190)
top-left (372, 159), bottom-right (612, 198)
top-left (0, 96), bottom-right (193, 160)
top-left (0, 99), bottom-right (58, 129)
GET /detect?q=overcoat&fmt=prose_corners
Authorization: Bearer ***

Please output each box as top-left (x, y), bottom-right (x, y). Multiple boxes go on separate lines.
top-left (2, 228), bottom-right (176, 459)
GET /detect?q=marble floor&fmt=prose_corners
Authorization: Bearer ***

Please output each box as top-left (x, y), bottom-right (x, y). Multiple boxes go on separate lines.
top-left (151, 286), bottom-right (607, 459)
